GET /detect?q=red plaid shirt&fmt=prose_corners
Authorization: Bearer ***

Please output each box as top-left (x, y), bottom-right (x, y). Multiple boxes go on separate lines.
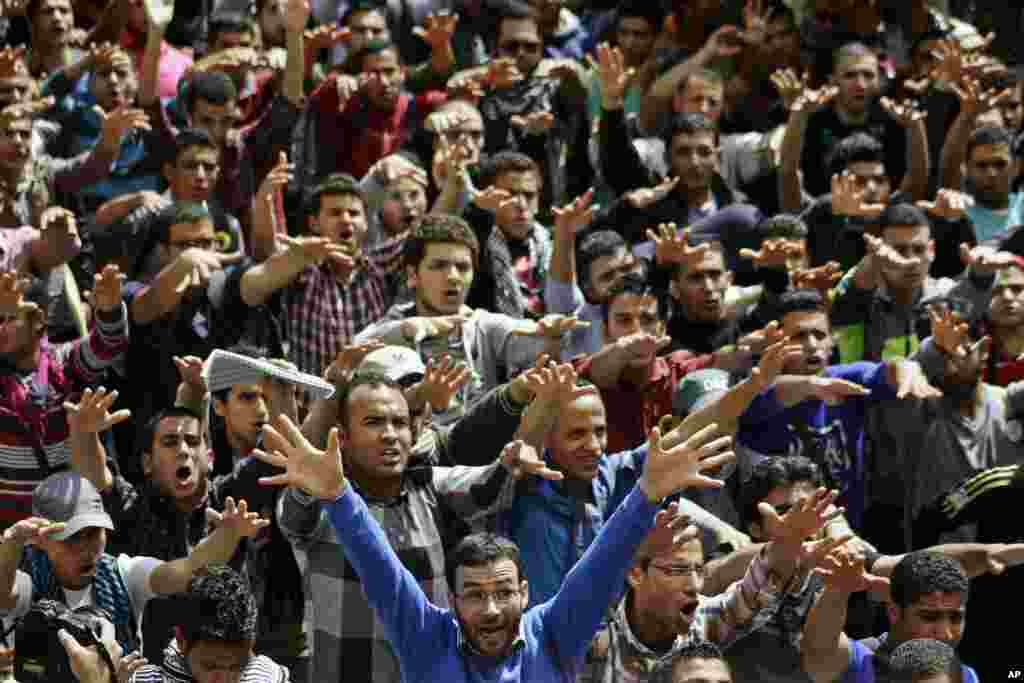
top-left (284, 235), bottom-right (405, 375)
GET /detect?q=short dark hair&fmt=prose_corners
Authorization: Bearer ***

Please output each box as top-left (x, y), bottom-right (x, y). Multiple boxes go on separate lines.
top-left (890, 552), bottom-right (969, 609)
top-left (180, 564), bottom-right (257, 646)
top-left (153, 201), bottom-right (214, 244)
top-left (403, 213), bottom-right (480, 270)
top-left (173, 128), bottom-right (218, 165)
top-left (186, 70), bottom-right (237, 116)
top-left (139, 406), bottom-right (203, 458)
top-left (577, 230), bottom-right (627, 292)
top-left (208, 11), bottom-right (256, 45)
top-left (888, 639), bottom-right (962, 683)
top-left (738, 456), bottom-right (822, 530)
top-left (336, 372), bottom-right (405, 430)
top-left (482, 151), bottom-right (541, 187)
top-left (671, 641), bottom-right (731, 682)
top-left (833, 42), bottom-right (877, 71)
top-left (777, 288), bottom-right (828, 321)
top-left (306, 173), bottom-right (366, 217)
top-left (826, 133), bottom-right (885, 177)
top-left (678, 67), bottom-right (724, 95)
top-left (601, 272), bottom-right (670, 323)
top-left (759, 214), bottom-right (809, 240)
top-left (967, 125), bottom-right (1014, 161)
top-left (666, 112), bottom-right (719, 148)
top-left (615, 0), bottom-right (665, 35)
top-left (351, 39), bottom-right (401, 72)
top-left (878, 203), bottom-right (931, 234)
top-left (446, 533), bottom-right (522, 596)
top-left (342, 0), bottom-right (389, 26)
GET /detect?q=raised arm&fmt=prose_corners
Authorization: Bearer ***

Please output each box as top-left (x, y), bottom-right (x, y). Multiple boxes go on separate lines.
top-left (137, 0), bottom-right (174, 109)
top-left (148, 497), bottom-right (268, 595)
top-left (65, 388), bottom-right (132, 492)
top-left (879, 97), bottom-right (929, 201)
top-left (254, 417), bottom-right (447, 655)
top-left (772, 71), bottom-right (838, 214)
top-left (282, 0), bottom-right (308, 107)
top-left (240, 235), bottom-right (349, 306)
top-left (544, 424), bottom-right (736, 666)
top-left (29, 208), bottom-right (82, 274)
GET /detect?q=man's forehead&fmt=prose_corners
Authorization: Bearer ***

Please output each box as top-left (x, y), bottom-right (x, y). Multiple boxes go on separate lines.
top-left (836, 54), bottom-right (878, 74)
top-left (995, 265), bottom-right (1024, 286)
top-left (456, 559), bottom-right (520, 588)
top-left (495, 171), bottom-right (540, 190)
top-left (156, 416), bottom-right (201, 435)
top-left (911, 592), bottom-right (965, 611)
top-left (593, 248), bottom-right (632, 273)
top-left (170, 219), bottom-right (216, 237)
top-left (672, 132), bottom-right (716, 149)
top-left (970, 143), bottom-right (1012, 161)
top-left (423, 242), bottom-right (473, 263)
top-left (611, 292), bottom-right (658, 314)
top-left (783, 310), bottom-right (829, 331)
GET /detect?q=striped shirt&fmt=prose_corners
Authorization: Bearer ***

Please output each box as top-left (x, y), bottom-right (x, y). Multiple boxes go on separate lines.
top-left (130, 639), bottom-right (290, 682)
top-left (0, 305), bottom-right (127, 526)
top-left (276, 461), bottom-right (514, 683)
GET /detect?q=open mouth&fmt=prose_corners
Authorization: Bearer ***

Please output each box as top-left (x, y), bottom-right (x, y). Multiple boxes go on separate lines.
top-left (680, 601), bottom-right (698, 618)
top-left (175, 464), bottom-right (196, 492)
top-left (380, 448), bottom-right (402, 464)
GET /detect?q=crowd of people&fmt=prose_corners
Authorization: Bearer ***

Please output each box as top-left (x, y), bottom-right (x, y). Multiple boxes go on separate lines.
top-left (0, 0), bottom-right (1023, 681)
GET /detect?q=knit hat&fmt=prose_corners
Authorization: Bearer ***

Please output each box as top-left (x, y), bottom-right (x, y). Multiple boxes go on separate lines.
top-left (33, 472), bottom-right (115, 541)
top-left (204, 349), bottom-right (335, 400)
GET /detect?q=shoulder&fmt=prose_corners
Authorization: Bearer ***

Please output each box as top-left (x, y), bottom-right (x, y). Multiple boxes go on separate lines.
top-left (242, 654), bottom-right (292, 682)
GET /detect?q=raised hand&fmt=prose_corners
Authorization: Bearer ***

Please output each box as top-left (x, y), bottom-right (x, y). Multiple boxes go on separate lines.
top-left (589, 42), bottom-right (634, 110)
top-left (90, 264), bottom-right (125, 314)
top-left (701, 24), bottom-right (744, 60)
top-left (552, 188), bottom-right (598, 238)
top-left (863, 233), bottom-right (918, 272)
top-left (619, 331), bottom-right (672, 363)
top-left (741, 0), bottom-right (769, 45)
top-left (371, 154), bottom-right (428, 189)
top-left (39, 206), bottom-right (81, 250)
top-left (115, 651), bottom-right (148, 683)
top-left (333, 73), bottom-right (361, 111)
top-left (173, 355), bottom-right (207, 392)
top-left (510, 111), bottom-right (555, 136)
top-left (805, 376), bottom-right (871, 402)
top-left (817, 549), bottom-right (891, 594)
top-left (0, 0), bottom-right (30, 16)
top-left (258, 151), bottom-right (293, 206)
top-left (323, 340), bottom-right (386, 385)
top-left (879, 96), bottom-right (927, 127)
top-left (738, 320), bottom-right (787, 355)
top-left (0, 270), bottom-right (28, 316)
top-left (891, 359), bottom-right (944, 400)
top-left (206, 497), bottom-right (271, 538)
top-left (511, 313), bottom-right (591, 339)
top-left (518, 359), bottom-right (599, 406)
top-left (142, 0), bottom-right (174, 33)
top-left (1, 516), bottom-right (65, 547)
top-left (64, 387), bottom-right (131, 435)
top-left (800, 533), bottom-right (854, 570)
top-left (758, 486), bottom-right (844, 547)
top-left (626, 176), bottom-right (680, 210)
top-left (739, 238), bottom-right (805, 270)
top-left (419, 355), bottom-right (472, 411)
top-left (791, 261), bottom-right (842, 297)
top-left (752, 338), bottom-right (804, 388)
top-left (641, 423), bottom-right (736, 501)
top-left (254, 416), bottom-right (347, 499)
top-left (501, 440), bottom-right (563, 481)
top-left (951, 75), bottom-right (1014, 119)
top-left (280, 234), bottom-right (352, 267)
top-left (447, 71), bottom-right (488, 103)
top-left (96, 106), bottom-right (151, 149)
top-left (401, 313), bottom-right (470, 342)
top-left (471, 186), bottom-right (514, 214)
top-left (917, 189), bottom-right (973, 221)
top-left (413, 11), bottom-right (458, 51)
top-left (832, 171), bottom-right (885, 218)
top-left (640, 501), bottom-right (700, 558)
top-left (929, 304), bottom-right (970, 358)
top-left (645, 224), bottom-right (709, 267)
top-left (959, 242), bottom-right (1018, 276)
top-left (486, 58), bottom-right (524, 91)
top-left (305, 25), bottom-right (351, 52)
top-left (770, 68), bottom-right (808, 111)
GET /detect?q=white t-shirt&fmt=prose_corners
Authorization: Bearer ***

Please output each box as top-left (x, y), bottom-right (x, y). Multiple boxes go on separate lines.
top-left (5, 554), bottom-right (162, 644)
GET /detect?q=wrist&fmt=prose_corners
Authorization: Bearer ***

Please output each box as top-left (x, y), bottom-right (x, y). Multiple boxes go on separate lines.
top-left (506, 380), bottom-right (531, 406)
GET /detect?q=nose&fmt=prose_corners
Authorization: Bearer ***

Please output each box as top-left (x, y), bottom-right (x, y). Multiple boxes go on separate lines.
top-left (481, 596), bottom-right (501, 615)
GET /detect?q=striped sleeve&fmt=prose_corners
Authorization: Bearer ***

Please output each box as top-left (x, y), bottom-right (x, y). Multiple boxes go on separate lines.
top-left (58, 303), bottom-right (129, 386)
top-left (938, 465), bottom-right (1021, 523)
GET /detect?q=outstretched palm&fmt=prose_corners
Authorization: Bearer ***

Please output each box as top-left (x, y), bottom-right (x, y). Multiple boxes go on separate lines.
top-left (253, 415), bottom-right (347, 500)
top-left (641, 423), bottom-right (735, 501)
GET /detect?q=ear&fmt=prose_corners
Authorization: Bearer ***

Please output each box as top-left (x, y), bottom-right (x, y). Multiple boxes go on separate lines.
top-left (142, 450), bottom-right (154, 476)
top-left (307, 214), bottom-right (320, 236)
top-left (748, 520), bottom-right (764, 541)
top-left (927, 238), bottom-right (936, 261)
top-left (723, 269), bottom-right (734, 288)
top-left (669, 278), bottom-right (681, 301)
top-left (626, 564), bottom-right (646, 590)
top-left (212, 397), bottom-right (226, 418)
top-left (163, 162), bottom-right (175, 184)
top-left (519, 579), bottom-right (529, 608)
top-left (175, 626), bottom-right (187, 652)
top-left (406, 264), bottom-right (419, 290)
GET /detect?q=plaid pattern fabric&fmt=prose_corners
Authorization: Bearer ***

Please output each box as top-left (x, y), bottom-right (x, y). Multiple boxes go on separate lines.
top-left (277, 461), bottom-right (513, 683)
top-left (0, 308), bottom-right (127, 526)
top-left (582, 551), bottom-right (798, 683)
top-left (285, 235), bottom-right (405, 376)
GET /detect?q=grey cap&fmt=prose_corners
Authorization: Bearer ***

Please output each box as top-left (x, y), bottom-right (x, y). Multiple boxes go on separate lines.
top-left (204, 349), bottom-right (335, 400)
top-left (32, 472), bottom-right (114, 541)
top-left (359, 346), bottom-right (427, 385)
top-left (673, 368), bottom-right (731, 416)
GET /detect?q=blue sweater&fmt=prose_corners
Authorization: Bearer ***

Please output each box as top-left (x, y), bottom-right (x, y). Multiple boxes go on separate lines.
top-left (327, 482), bottom-right (659, 683)
top-left (737, 362), bottom-right (897, 529)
